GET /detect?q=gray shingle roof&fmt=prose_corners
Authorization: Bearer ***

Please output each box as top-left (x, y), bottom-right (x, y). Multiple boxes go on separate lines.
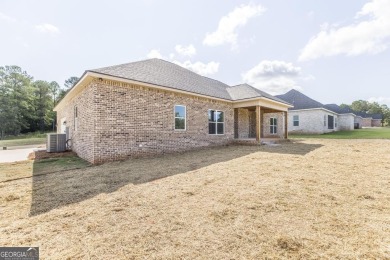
top-left (227, 84), bottom-right (290, 104)
top-left (354, 111), bottom-right (383, 119)
top-left (90, 59), bottom-right (232, 100)
top-left (276, 90), bottom-right (384, 119)
top-left (325, 104), bottom-right (383, 119)
top-left (323, 104), bottom-right (354, 114)
top-left (371, 114), bottom-right (383, 120)
top-left (89, 58), bottom-right (288, 104)
top-left (275, 89), bottom-right (324, 110)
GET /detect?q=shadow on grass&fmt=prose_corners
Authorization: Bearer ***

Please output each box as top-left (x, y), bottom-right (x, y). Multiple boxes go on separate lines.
top-left (260, 140), bottom-right (323, 156)
top-left (29, 142), bottom-right (322, 216)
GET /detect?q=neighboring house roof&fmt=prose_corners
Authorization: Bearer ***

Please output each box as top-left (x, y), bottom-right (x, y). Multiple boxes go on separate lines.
top-left (355, 112), bottom-right (383, 120)
top-left (324, 104), bottom-right (383, 120)
top-left (323, 104), bottom-right (354, 114)
top-left (89, 58), bottom-right (233, 100)
top-left (371, 114), bottom-right (383, 120)
top-left (324, 105), bottom-right (383, 119)
top-left (275, 89), bottom-right (324, 110)
top-left (276, 89), bottom-right (384, 120)
top-left (226, 84), bottom-right (290, 104)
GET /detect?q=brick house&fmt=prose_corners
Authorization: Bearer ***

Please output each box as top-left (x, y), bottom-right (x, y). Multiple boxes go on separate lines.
top-left (355, 112), bottom-right (383, 127)
top-left (54, 59), bottom-right (292, 164)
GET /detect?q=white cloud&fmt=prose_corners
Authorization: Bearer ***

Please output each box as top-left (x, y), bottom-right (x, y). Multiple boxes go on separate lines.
top-left (146, 49), bottom-right (163, 59)
top-left (175, 44), bottom-right (196, 57)
top-left (173, 60), bottom-right (219, 76)
top-left (35, 23), bottom-right (60, 34)
top-left (299, 0), bottom-right (390, 61)
top-left (0, 12), bottom-right (16, 23)
top-left (203, 4), bottom-right (265, 48)
top-left (307, 11), bottom-right (315, 19)
top-left (242, 60), bottom-right (305, 95)
top-left (146, 47), bottom-right (218, 76)
top-left (368, 97), bottom-right (390, 106)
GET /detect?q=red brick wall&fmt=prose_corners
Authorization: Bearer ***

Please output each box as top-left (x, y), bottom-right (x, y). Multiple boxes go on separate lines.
top-left (372, 119), bottom-right (382, 127)
top-left (57, 84), bottom-right (96, 163)
top-left (59, 79), bottom-right (235, 163)
top-left (361, 118), bottom-right (372, 127)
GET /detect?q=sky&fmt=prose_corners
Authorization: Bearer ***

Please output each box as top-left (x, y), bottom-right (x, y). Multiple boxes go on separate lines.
top-left (0, 0), bottom-right (389, 106)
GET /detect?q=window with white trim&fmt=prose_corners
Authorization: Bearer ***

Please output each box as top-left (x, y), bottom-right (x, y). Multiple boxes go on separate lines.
top-left (335, 117), bottom-right (338, 128)
top-left (208, 110), bottom-right (224, 135)
top-left (174, 105), bottom-right (186, 130)
top-left (293, 115), bottom-right (299, 126)
top-left (270, 117), bottom-right (277, 134)
top-left (74, 106), bottom-right (78, 131)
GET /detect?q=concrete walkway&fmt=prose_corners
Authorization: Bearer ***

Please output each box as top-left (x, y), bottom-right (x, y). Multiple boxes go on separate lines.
top-left (0, 146), bottom-right (45, 163)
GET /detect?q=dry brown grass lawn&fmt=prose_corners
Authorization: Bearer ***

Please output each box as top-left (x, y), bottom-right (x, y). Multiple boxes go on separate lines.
top-left (1, 139), bottom-right (390, 259)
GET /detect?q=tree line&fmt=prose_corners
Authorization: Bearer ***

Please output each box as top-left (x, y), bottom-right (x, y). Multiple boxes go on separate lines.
top-left (0, 65), bottom-right (78, 138)
top-left (340, 100), bottom-right (390, 126)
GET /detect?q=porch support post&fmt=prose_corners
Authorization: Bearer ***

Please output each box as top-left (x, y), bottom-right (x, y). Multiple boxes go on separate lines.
top-left (256, 106), bottom-right (261, 142)
top-left (283, 111), bottom-right (288, 139)
top-left (234, 108), bottom-right (238, 139)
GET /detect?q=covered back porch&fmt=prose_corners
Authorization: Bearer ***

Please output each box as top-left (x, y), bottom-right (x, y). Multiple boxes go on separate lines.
top-left (233, 98), bottom-right (290, 144)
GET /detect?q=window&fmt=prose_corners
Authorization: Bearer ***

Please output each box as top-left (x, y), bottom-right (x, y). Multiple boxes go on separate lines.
top-left (74, 106), bottom-right (78, 131)
top-left (293, 115), bottom-right (299, 126)
top-left (335, 117), bottom-right (338, 128)
top-left (270, 117), bottom-right (277, 134)
top-left (174, 105), bottom-right (186, 130)
top-left (324, 115), bottom-right (327, 126)
top-left (208, 110), bottom-right (224, 135)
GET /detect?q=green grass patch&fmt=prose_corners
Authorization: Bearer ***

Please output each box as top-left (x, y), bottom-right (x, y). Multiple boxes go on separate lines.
top-left (0, 137), bottom-right (46, 147)
top-left (2, 131), bottom-right (51, 140)
top-left (0, 155), bottom-right (90, 182)
top-left (32, 156), bottom-right (90, 174)
top-left (290, 127), bottom-right (390, 139)
top-left (0, 131), bottom-right (52, 147)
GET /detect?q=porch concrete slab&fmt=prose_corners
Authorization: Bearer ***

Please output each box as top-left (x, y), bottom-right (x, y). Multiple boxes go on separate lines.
top-left (0, 147), bottom-right (45, 163)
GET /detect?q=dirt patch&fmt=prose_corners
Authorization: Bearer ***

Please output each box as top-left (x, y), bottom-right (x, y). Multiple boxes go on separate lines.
top-left (0, 139), bottom-right (390, 259)
top-left (28, 150), bottom-right (76, 160)
top-left (277, 237), bottom-right (303, 251)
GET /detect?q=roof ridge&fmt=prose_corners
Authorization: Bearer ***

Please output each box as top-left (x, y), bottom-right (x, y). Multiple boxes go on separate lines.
top-left (91, 58), bottom-right (160, 71)
top-left (160, 59), bottom-right (231, 89)
top-left (228, 83), bottom-right (251, 88)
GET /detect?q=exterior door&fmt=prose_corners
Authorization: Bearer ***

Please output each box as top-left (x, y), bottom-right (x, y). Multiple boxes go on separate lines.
top-left (60, 118), bottom-right (67, 134)
top-left (328, 115), bottom-right (334, 129)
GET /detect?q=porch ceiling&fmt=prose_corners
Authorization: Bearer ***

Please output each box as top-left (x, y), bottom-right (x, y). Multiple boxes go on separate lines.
top-left (233, 98), bottom-right (290, 112)
top-left (235, 106), bottom-right (286, 113)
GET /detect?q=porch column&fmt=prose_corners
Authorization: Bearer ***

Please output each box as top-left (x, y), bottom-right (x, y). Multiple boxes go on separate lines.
top-left (234, 108), bottom-right (238, 139)
top-left (256, 106), bottom-right (261, 142)
top-left (283, 111), bottom-right (288, 139)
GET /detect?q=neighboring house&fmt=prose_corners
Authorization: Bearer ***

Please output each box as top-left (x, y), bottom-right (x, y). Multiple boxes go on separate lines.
top-left (276, 89), bottom-right (383, 134)
top-left (323, 104), bottom-right (363, 130)
top-left (54, 59), bottom-right (292, 164)
top-left (323, 106), bottom-right (383, 128)
top-left (276, 90), bottom-right (340, 134)
top-left (370, 114), bottom-right (383, 127)
top-left (355, 112), bottom-right (383, 127)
